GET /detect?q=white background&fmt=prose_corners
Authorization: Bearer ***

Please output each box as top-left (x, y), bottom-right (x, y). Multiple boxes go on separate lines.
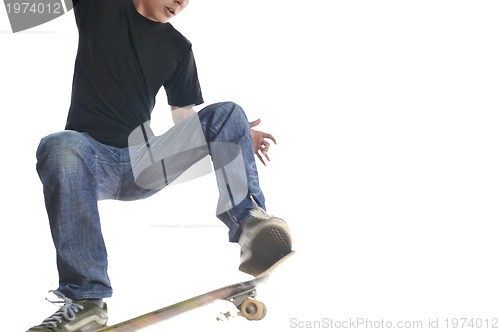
top-left (1, 1), bottom-right (500, 331)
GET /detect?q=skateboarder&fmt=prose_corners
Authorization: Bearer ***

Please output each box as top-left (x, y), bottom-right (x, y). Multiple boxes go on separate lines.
top-left (27, 0), bottom-right (292, 331)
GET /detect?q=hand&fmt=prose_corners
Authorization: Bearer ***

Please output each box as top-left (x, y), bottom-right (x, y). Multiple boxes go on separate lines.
top-left (249, 119), bottom-right (277, 166)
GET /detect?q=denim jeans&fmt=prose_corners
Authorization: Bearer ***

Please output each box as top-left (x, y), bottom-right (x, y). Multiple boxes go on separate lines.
top-left (36, 102), bottom-right (265, 299)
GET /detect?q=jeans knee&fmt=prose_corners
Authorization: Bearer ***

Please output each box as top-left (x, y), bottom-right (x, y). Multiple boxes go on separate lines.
top-left (37, 131), bottom-right (82, 157)
top-left (207, 101), bottom-right (249, 131)
top-left (225, 101), bottom-right (248, 122)
top-left (36, 131), bottom-right (90, 172)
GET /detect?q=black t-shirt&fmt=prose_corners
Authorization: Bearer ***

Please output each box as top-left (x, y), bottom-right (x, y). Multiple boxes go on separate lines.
top-left (65, 0), bottom-right (204, 147)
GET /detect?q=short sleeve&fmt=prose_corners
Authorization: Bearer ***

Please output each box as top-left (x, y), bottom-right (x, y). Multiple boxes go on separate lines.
top-left (164, 48), bottom-right (204, 107)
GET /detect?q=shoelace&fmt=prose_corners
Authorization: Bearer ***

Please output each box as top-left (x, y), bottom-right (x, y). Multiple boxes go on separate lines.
top-left (40, 290), bottom-right (84, 329)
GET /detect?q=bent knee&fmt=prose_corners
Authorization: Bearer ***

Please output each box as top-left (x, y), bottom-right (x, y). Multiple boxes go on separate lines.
top-left (223, 101), bottom-right (247, 120)
top-left (203, 102), bottom-right (249, 131)
top-left (36, 131), bottom-right (90, 164)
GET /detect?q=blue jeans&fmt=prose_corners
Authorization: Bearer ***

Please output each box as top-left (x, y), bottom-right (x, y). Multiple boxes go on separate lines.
top-left (36, 102), bottom-right (266, 299)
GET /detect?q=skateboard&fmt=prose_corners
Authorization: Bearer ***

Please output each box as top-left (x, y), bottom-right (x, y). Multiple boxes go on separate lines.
top-left (96, 251), bottom-right (295, 331)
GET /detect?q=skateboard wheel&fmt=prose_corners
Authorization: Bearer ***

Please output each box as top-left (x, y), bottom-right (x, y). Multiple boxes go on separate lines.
top-left (239, 298), bottom-right (267, 321)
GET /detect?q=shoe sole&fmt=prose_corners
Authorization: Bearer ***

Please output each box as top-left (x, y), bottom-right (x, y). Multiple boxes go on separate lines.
top-left (239, 222), bottom-right (292, 276)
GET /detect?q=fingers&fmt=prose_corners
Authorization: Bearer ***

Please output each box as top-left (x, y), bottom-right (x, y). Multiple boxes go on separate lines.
top-left (249, 119), bottom-right (277, 144)
top-left (255, 140), bottom-right (271, 166)
top-left (260, 140), bottom-right (271, 158)
top-left (249, 119), bottom-right (261, 128)
top-left (256, 150), bottom-right (270, 166)
top-left (261, 132), bottom-right (277, 145)
top-left (254, 143), bottom-right (267, 166)
top-left (257, 152), bottom-right (266, 166)
top-left (249, 119), bottom-right (276, 166)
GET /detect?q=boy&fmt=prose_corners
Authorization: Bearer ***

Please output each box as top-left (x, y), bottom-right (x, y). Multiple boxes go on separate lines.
top-left (28, 0), bottom-right (292, 330)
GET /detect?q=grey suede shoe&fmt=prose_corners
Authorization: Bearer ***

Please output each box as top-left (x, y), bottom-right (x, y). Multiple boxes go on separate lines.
top-left (238, 200), bottom-right (292, 276)
top-left (27, 291), bottom-right (108, 332)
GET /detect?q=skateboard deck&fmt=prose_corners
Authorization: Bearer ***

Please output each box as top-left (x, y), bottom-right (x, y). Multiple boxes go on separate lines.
top-left (96, 251), bottom-right (295, 331)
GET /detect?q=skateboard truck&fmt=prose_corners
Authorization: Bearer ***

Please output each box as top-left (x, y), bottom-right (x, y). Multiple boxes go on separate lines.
top-left (218, 287), bottom-right (267, 321)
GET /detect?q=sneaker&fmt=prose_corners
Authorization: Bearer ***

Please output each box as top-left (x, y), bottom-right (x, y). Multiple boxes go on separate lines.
top-left (238, 200), bottom-right (292, 276)
top-left (27, 291), bottom-right (108, 332)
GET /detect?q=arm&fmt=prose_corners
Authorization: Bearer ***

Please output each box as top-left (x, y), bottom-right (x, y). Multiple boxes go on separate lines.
top-left (171, 106), bottom-right (276, 165)
top-left (170, 105), bottom-right (196, 125)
